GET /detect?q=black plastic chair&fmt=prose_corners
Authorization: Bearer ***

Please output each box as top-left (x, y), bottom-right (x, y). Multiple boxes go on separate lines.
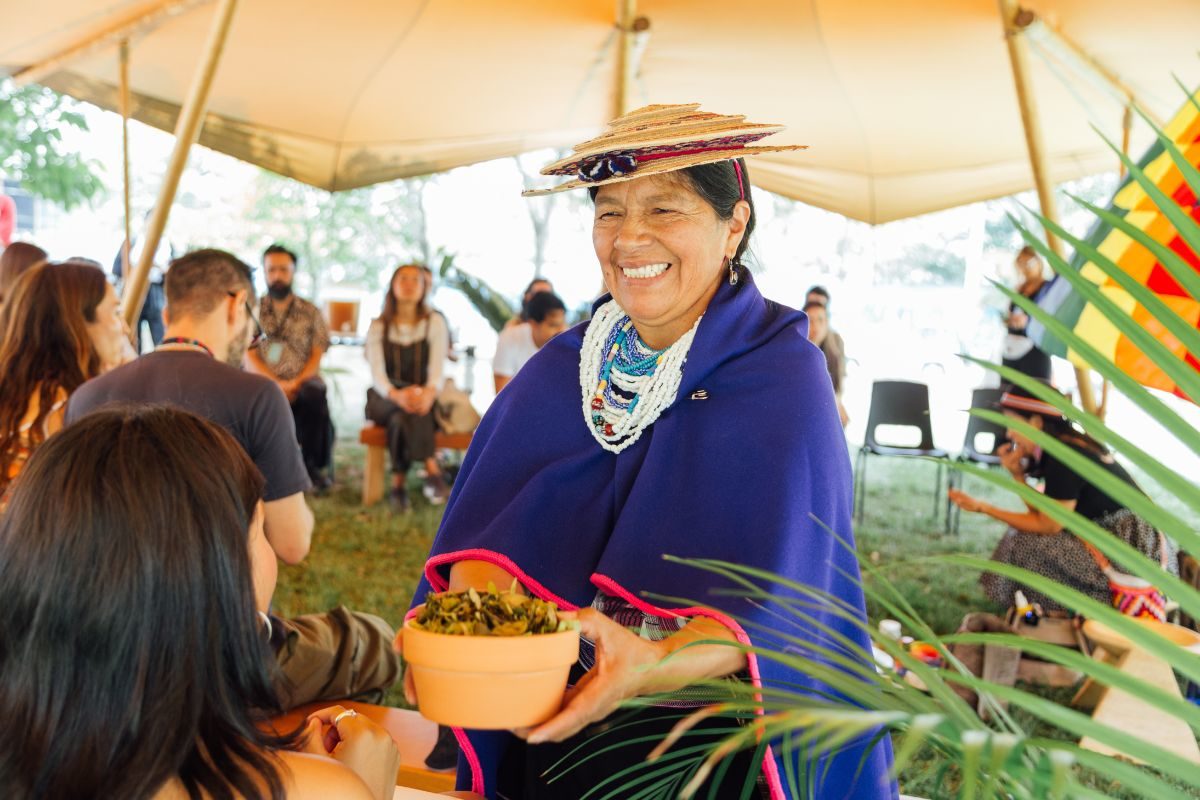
top-left (854, 380), bottom-right (948, 524)
top-left (946, 388), bottom-right (1008, 534)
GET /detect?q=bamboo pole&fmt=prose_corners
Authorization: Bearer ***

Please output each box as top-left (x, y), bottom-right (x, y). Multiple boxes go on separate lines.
top-left (998, 0), bottom-right (1098, 416)
top-left (122, 0), bottom-right (238, 328)
top-left (119, 40), bottom-right (133, 301)
top-left (1120, 104), bottom-right (1133, 180)
top-left (614, 0), bottom-right (638, 118)
top-left (13, 0), bottom-right (209, 87)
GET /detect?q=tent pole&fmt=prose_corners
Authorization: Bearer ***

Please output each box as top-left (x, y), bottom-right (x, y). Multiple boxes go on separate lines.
top-left (119, 38), bottom-right (133, 314)
top-left (614, 0), bottom-right (637, 117)
top-left (122, 0), bottom-right (238, 329)
top-left (998, 0), bottom-right (1098, 416)
top-left (13, 0), bottom-right (209, 87)
top-left (1120, 104), bottom-right (1133, 180)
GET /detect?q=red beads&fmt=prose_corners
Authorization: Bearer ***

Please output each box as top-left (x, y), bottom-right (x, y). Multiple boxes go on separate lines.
top-left (591, 397), bottom-right (603, 410)
top-left (604, 423), bottom-right (615, 436)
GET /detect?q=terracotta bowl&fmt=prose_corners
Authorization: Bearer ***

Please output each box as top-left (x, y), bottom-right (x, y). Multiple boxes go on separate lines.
top-left (402, 620), bottom-right (580, 729)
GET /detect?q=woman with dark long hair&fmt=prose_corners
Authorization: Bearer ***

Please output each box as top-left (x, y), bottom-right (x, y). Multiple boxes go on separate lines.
top-left (0, 260), bottom-right (126, 496)
top-left (949, 381), bottom-right (1178, 611)
top-left (365, 263), bottom-right (451, 511)
top-left (0, 406), bottom-right (402, 799)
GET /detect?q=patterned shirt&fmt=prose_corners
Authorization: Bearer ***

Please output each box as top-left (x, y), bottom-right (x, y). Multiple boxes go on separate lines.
top-left (255, 296), bottom-right (331, 381)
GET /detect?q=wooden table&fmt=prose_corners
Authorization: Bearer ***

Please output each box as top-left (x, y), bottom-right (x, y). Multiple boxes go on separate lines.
top-left (1075, 618), bottom-right (1200, 765)
top-left (265, 701), bottom-right (457, 793)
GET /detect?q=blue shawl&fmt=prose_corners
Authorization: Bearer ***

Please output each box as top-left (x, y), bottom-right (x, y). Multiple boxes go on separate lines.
top-left (411, 272), bottom-right (896, 799)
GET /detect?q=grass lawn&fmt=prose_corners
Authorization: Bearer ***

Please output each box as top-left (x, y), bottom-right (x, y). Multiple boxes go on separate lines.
top-left (272, 439), bottom-right (1199, 798)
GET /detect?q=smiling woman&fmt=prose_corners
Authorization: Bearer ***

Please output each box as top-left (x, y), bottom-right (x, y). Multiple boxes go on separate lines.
top-left (404, 104), bottom-right (897, 799)
top-left (590, 165), bottom-right (751, 350)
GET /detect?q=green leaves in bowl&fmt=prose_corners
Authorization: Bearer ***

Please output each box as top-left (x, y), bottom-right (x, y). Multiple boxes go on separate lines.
top-left (412, 581), bottom-right (580, 636)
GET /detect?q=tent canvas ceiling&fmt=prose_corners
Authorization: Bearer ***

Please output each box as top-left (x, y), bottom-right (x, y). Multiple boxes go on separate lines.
top-left (2, 0), bottom-right (1199, 224)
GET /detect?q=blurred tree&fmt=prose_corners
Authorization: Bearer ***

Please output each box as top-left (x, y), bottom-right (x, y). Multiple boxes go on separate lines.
top-left (983, 172), bottom-right (1120, 256)
top-left (875, 238), bottom-right (969, 287)
top-left (0, 81), bottom-right (104, 209)
top-left (236, 171), bottom-right (429, 297)
top-left (514, 152), bottom-right (560, 278)
top-left (438, 255), bottom-right (517, 333)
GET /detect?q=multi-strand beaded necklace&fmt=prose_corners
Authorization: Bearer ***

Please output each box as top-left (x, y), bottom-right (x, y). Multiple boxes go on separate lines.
top-left (579, 299), bottom-right (701, 454)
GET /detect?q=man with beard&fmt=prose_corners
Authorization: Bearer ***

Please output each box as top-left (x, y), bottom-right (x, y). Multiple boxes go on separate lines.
top-left (245, 244), bottom-right (334, 492)
top-left (65, 249), bottom-right (401, 708)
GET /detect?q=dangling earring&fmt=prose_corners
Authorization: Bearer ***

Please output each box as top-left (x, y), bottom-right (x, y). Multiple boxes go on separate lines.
top-left (727, 255), bottom-right (740, 286)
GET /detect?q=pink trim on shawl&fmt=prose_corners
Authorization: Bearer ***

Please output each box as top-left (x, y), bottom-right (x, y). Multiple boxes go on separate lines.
top-left (413, 556), bottom-right (784, 798)
top-left (451, 726), bottom-right (485, 796)
top-left (590, 573), bottom-right (786, 800)
top-left (423, 549), bottom-right (579, 610)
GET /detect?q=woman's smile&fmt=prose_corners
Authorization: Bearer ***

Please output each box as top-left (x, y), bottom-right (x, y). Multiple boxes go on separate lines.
top-left (618, 262), bottom-right (671, 280)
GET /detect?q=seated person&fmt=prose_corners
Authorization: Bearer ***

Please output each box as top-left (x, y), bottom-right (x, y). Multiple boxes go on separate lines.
top-left (949, 382), bottom-right (1178, 612)
top-left (493, 290), bottom-right (567, 393)
top-left (246, 244), bottom-right (335, 492)
top-left (0, 406), bottom-right (401, 800)
top-left (0, 260), bottom-right (126, 502)
top-left (67, 249), bottom-right (400, 709)
top-left (365, 263), bottom-right (451, 511)
top-left (503, 277), bottom-right (554, 329)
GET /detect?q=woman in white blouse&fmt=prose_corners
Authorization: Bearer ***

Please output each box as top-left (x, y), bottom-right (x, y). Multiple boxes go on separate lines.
top-left (365, 264), bottom-right (450, 511)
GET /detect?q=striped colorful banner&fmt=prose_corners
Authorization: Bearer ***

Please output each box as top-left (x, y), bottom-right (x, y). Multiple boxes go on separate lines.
top-left (1028, 92), bottom-right (1200, 401)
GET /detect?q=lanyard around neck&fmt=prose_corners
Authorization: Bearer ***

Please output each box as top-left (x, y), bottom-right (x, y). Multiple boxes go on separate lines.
top-left (158, 337), bottom-right (214, 358)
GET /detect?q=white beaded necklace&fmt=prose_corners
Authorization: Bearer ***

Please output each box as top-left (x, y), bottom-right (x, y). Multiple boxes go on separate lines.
top-left (579, 299), bottom-right (701, 454)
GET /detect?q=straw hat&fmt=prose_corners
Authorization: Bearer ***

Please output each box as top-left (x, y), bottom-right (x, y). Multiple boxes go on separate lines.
top-left (522, 103), bottom-right (806, 196)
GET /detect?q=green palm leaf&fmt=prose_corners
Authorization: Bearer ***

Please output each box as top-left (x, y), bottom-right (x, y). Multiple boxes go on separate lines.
top-left (959, 356), bottom-right (1200, 516)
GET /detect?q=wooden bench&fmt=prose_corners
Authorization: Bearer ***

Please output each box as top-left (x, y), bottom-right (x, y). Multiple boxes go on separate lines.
top-left (1074, 618), bottom-right (1200, 765)
top-left (360, 425), bottom-right (473, 506)
top-left (264, 700), bottom-right (456, 793)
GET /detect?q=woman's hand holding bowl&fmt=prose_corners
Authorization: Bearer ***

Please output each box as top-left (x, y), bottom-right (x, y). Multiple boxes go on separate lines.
top-left (516, 607), bottom-right (661, 744)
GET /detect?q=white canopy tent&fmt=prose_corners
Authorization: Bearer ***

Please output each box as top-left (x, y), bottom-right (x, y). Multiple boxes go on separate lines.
top-left (4, 0), bottom-right (1199, 407)
top-left (4, 0), bottom-right (1198, 224)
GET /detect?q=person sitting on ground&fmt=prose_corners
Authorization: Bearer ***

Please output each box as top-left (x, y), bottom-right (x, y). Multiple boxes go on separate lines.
top-left (503, 277), bottom-right (554, 329)
top-left (493, 290), bottom-right (568, 393)
top-left (0, 240), bottom-right (47, 313)
top-left (67, 248), bottom-right (401, 709)
top-left (365, 263), bottom-right (451, 512)
top-left (0, 405), bottom-right (403, 800)
top-left (0, 260), bottom-right (125, 502)
top-left (948, 381), bottom-right (1178, 612)
top-left (246, 244), bottom-right (335, 492)
top-left (804, 299), bottom-right (849, 428)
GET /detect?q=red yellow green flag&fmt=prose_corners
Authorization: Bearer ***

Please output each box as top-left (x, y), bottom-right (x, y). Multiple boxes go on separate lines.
top-left (1029, 92), bottom-right (1200, 401)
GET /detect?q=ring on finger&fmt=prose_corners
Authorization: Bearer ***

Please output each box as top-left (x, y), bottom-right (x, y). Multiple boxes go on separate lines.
top-left (333, 709), bottom-right (359, 726)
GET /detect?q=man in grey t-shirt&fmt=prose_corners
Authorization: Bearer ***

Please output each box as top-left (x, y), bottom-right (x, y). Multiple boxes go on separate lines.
top-left (70, 249), bottom-right (313, 563)
top-left (68, 249), bottom-right (399, 708)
